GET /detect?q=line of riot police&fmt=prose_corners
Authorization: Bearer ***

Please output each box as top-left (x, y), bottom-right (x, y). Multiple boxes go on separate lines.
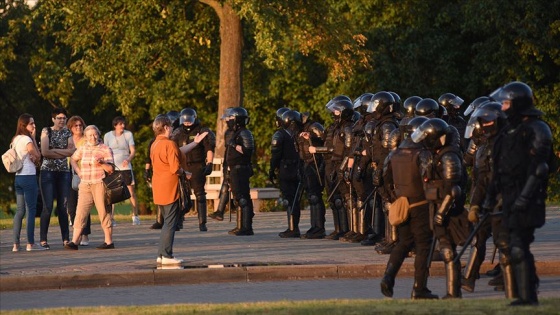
top-left (265, 81), bottom-right (554, 305)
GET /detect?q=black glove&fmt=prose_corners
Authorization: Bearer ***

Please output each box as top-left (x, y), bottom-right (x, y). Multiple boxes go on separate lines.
top-left (512, 195), bottom-right (529, 212)
top-left (203, 163), bottom-right (213, 176)
top-left (434, 213), bottom-right (444, 226)
top-left (344, 168), bottom-right (352, 183)
top-left (143, 169), bottom-right (152, 183)
top-left (268, 169), bottom-right (276, 182)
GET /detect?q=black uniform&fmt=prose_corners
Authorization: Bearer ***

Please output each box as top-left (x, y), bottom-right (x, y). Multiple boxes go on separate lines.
top-left (172, 123), bottom-right (216, 231)
top-left (271, 126), bottom-right (302, 237)
top-left (297, 119), bottom-right (327, 239)
top-left (225, 116), bottom-right (255, 236)
top-left (367, 115), bottom-right (399, 251)
top-left (485, 81), bottom-right (554, 306)
top-left (425, 130), bottom-right (467, 299)
top-left (380, 137), bottom-right (438, 300)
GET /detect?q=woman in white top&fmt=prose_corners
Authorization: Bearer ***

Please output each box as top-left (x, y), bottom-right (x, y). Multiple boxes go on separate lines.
top-left (12, 114), bottom-right (44, 252)
top-left (104, 116), bottom-right (139, 225)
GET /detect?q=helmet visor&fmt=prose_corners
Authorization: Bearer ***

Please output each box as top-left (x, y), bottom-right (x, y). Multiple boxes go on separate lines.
top-left (448, 96), bottom-right (464, 109)
top-left (411, 127), bottom-right (428, 144)
top-left (464, 116), bottom-right (481, 139)
top-left (180, 114), bottom-right (196, 125)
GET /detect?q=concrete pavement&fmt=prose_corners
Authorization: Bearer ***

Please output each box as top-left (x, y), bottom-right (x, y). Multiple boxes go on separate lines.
top-left (1, 207), bottom-right (559, 292)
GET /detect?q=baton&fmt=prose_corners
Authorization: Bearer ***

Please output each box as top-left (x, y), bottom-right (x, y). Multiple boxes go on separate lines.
top-left (454, 212), bottom-right (491, 265)
top-left (308, 138), bottom-right (323, 187)
top-left (491, 245), bottom-right (498, 264)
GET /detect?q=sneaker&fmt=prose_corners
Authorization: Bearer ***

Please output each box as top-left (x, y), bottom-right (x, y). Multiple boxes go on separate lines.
top-left (27, 243), bottom-right (47, 251)
top-left (64, 242), bottom-right (79, 250)
top-left (111, 219), bottom-right (117, 227)
top-left (156, 257), bottom-right (162, 264)
top-left (40, 242), bottom-right (50, 250)
top-left (12, 244), bottom-right (19, 252)
top-left (132, 215), bottom-right (141, 225)
top-left (161, 256), bottom-right (184, 265)
top-left (79, 235), bottom-right (89, 246)
top-left (96, 242), bottom-right (115, 249)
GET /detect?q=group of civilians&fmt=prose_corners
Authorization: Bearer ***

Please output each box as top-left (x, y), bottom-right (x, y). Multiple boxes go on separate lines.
top-left (10, 108), bottom-right (139, 252)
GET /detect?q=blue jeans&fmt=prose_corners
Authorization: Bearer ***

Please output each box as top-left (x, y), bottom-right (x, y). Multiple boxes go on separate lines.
top-left (13, 175), bottom-right (39, 245)
top-left (158, 201), bottom-right (180, 258)
top-left (40, 170), bottom-right (70, 243)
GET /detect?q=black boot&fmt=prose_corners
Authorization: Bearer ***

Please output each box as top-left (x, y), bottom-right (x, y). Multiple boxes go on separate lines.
top-left (411, 276), bottom-right (439, 300)
top-left (228, 206), bottom-right (242, 235)
top-left (326, 204), bottom-right (341, 240)
top-left (510, 260), bottom-right (538, 306)
top-left (197, 200), bottom-right (208, 231)
top-left (210, 182), bottom-right (229, 221)
top-left (442, 260), bottom-right (462, 299)
top-left (234, 200), bottom-right (254, 236)
top-left (501, 259), bottom-right (518, 299)
top-left (380, 263), bottom-right (398, 297)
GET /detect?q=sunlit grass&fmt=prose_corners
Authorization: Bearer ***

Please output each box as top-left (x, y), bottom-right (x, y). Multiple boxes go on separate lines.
top-left (2, 298), bottom-right (560, 315)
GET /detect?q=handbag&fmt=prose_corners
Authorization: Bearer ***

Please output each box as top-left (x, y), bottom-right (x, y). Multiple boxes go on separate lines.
top-left (71, 172), bottom-right (81, 191)
top-left (102, 165), bottom-right (131, 205)
top-left (2, 137), bottom-right (24, 173)
top-left (388, 197), bottom-right (428, 226)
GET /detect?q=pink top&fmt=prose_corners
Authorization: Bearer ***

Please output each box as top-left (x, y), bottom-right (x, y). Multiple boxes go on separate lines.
top-left (71, 142), bottom-right (114, 184)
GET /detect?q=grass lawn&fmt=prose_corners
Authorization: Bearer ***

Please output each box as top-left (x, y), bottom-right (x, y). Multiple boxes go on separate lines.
top-left (1, 298), bottom-right (559, 315)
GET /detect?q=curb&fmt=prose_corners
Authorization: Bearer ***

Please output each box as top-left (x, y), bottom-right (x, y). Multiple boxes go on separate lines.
top-left (2, 261), bottom-right (560, 292)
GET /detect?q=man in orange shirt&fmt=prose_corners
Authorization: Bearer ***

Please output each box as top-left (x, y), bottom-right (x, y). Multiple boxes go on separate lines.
top-left (150, 114), bottom-right (206, 265)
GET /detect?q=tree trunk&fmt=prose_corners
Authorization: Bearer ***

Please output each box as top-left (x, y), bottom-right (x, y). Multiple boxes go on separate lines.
top-left (201, 0), bottom-right (243, 159)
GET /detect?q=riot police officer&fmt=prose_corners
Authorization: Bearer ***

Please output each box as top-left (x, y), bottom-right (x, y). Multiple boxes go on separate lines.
top-left (412, 118), bottom-right (468, 299)
top-left (388, 96), bottom-right (423, 151)
top-left (224, 107), bottom-right (255, 236)
top-left (309, 95), bottom-right (354, 240)
top-left (461, 102), bottom-right (507, 293)
top-left (438, 93), bottom-right (467, 150)
top-left (297, 112), bottom-right (327, 239)
top-left (380, 117), bottom-right (438, 300)
top-left (171, 108), bottom-right (216, 231)
top-left (364, 91), bottom-right (399, 252)
top-left (269, 109), bottom-right (303, 238)
top-left (485, 81), bottom-right (553, 306)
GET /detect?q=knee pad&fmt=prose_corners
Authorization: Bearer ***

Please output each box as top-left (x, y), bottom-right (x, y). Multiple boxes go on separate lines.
top-left (334, 198), bottom-right (343, 209)
top-left (309, 195), bottom-right (319, 206)
top-left (440, 247), bottom-right (454, 263)
top-left (510, 246), bottom-right (525, 264)
top-left (277, 197), bottom-right (289, 207)
top-left (195, 194), bottom-right (206, 203)
top-left (239, 198), bottom-right (248, 207)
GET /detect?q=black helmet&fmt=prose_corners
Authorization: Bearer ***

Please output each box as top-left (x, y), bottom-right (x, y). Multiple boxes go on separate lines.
top-left (275, 107), bottom-right (290, 128)
top-left (353, 93), bottom-right (374, 115)
top-left (414, 98), bottom-right (439, 118)
top-left (326, 95), bottom-right (354, 121)
top-left (403, 96), bottom-right (422, 117)
top-left (179, 108), bottom-right (197, 125)
top-left (389, 92), bottom-right (401, 107)
top-left (281, 110), bottom-right (302, 129)
top-left (438, 93), bottom-right (464, 110)
top-left (166, 110), bottom-right (180, 124)
top-left (411, 118), bottom-right (449, 149)
top-left (228, 107), bottom-right (250, 126)
top-left (402, 116), bottom-right (428, 140)
top-left (465, 102), bottom-right (506, 139)
top-left (463, 96), bottom-right (490, 116)
top-left (220, 107), bottom-right (234, 120)
top-left (490, 81), bottom-right (539, 117)
top-left (368, 91), bottom-right (395, 115)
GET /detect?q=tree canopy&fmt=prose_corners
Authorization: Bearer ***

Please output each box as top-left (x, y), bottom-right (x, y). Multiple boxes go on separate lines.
top-left (1, 0), bottom-right (559, 212)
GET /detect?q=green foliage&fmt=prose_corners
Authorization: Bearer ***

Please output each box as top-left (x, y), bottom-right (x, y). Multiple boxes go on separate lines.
top-left (1, 0), bottom-right (559, 206)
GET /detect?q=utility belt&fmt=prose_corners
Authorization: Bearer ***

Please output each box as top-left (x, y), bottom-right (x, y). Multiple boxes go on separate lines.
top-left (228, 164), bottom-right (252, 170)
top-left (424, 179), bottom-right (445, 201)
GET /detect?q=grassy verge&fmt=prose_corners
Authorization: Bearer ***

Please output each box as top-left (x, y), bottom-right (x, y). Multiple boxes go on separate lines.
top-left (2, 298), bottom-right (559, 315)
